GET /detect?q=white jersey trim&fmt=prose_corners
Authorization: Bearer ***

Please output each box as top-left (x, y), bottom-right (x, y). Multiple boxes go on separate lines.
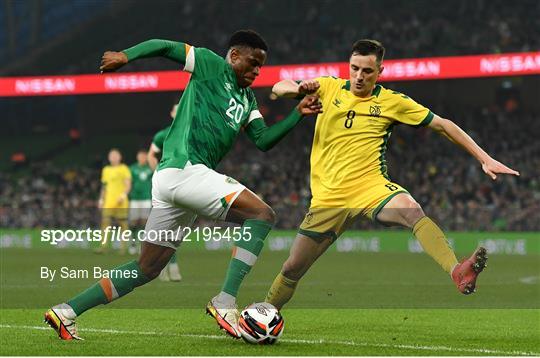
top-left (247, 109), bottom-right (262, 124)
top-left (184, 46), bottom-right (195, 73)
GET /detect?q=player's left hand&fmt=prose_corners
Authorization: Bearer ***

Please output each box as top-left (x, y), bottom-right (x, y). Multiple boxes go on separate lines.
top-left (296, 95), bottom-right (323, 116)
top-left (481, 157), bottom-right (520, 180)
top-left (100, 51), bottom-right (128, 73)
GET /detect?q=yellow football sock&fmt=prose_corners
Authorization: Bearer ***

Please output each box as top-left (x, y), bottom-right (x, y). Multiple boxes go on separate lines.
top-left (265, 272), bottom-right (298, 310)
top-left (413, 216), bottom-right (458, 274)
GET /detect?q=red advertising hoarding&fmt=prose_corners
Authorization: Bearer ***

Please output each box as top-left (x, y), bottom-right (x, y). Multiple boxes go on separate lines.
top-left (1, 52), bottom-right (538, 97)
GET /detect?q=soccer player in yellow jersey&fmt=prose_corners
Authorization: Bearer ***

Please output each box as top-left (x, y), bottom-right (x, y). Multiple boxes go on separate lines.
top-left (266, 40), bottom-right (520, 309)
top-left (97, 148), bottom-right (132, 254)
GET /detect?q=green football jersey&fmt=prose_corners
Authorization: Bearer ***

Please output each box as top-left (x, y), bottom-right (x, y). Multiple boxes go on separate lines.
top-left (156, 46), bottom-right (262, 170)
top-left (129, 163), bottom-right (153, 200)
top-left (123, 40), bottom-right (302, 170)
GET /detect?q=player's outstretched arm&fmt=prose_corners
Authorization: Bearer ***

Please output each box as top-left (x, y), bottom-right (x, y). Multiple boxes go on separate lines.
top-left (246, 95), bottom-right (322, 151)
top-left (428, 115), bottom-right (520, 180)
top-left (100, 39), bottom-right (186, 72)
top-left (272, 79), bottom-right (320, 98)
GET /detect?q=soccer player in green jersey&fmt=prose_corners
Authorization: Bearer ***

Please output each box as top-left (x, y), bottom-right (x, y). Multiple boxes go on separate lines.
top-left (147, 104), bottom-right (183, 282)
top-left (128, 150), bottom-right (153, 255)
top-left (147, 103), bottom-right (177, 171)
top-left (45, 30), bottom-right (322, 340)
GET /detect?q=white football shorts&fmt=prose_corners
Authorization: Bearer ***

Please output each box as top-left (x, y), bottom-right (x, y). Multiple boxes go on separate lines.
top-left (141, 162), bottom-right (245, 249)
top-left (129, 200), bottom-right (152, 222)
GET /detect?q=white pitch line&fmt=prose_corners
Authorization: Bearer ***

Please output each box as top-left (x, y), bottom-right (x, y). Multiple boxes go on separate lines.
top-left (0, 324), bottom-right (538, 356)
top-left (519, 276), bottom-right (540, 284)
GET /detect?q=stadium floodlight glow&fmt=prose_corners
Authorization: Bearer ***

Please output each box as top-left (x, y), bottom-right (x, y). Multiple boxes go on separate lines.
top-left (1, 52), bottom-right (539, 97)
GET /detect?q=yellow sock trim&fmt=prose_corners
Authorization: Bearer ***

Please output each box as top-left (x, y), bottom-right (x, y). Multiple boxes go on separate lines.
top-left (413, 216), bottom-right (458, 274)
top-left (265, 272), bottom-right (298, 310)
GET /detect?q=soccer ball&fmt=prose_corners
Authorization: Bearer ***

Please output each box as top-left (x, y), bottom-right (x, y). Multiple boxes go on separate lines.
top-left (238, 302), bottom-right (284, 344)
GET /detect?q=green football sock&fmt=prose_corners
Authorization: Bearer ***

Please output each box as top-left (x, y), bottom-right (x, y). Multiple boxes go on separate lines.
top-left (169, 253), bottom-right (177, 264)
top-left (67, 260), bottom-right (150, 316)
top-left (221, 219), bottom-right (272, 297)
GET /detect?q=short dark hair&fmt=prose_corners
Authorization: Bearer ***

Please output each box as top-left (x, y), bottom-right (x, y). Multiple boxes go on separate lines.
top-left (351, 39), bottom-right (385, 64)
top-left (228, 30), bottom-right (268, 51)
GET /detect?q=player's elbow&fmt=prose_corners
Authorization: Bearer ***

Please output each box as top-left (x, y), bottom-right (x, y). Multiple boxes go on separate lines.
top-left (257, 143), bottom-right (272, 152)
top-left (429, 116), bottom-right (452, 133)
top-left (255, 139), bottom-right (273, 152)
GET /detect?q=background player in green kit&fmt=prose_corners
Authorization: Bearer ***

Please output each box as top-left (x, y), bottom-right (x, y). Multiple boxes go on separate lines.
top-left (147, 103), bottom-right (177, 171)
top-left (127, 150), bottom-right (152, 253)
top-left (147, 103), bottom-right (183, 282)
top-left (44, 30), bottom-right (322, 340)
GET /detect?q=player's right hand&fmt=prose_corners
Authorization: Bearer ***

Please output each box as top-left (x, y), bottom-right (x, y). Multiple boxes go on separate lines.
top-left (298, 80), bottom-right (320, 94)
top-left (297, 95), bottom-right (323, 116)
top-left (100, 51), bottom-right (128, 73)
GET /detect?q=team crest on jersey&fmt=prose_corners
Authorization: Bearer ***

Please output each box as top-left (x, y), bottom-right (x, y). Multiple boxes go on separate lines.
top-left (225, 177), bottom-right (238, 184)
top-left (369, 105), bottom-right (382, 117)
top-left (333, 98), bottom-right (342, 107)
top-left (224, 82), bottom-right (233, 91)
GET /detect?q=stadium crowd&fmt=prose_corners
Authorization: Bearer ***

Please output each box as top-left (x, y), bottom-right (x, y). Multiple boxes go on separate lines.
top-left (2, 103), bottom-right (538, 231)
top-left (114, 0), bottom-right (539, 68)
top-left (2, 0), bottom-right (539, 76)
top-left (2, 0), bottom-right (539, 231)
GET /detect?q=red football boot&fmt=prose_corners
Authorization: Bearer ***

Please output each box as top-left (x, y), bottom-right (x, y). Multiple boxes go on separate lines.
top-left (451, 247), bottom-right (488, 295)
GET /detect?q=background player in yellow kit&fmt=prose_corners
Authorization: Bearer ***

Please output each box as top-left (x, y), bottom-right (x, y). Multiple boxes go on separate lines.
top-left (97, 148), bottom-right (132, 254)
top-left (266, 40), bottom-right (520, 309)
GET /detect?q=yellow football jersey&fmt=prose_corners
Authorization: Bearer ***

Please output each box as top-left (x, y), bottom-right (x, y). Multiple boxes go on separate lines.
top-left (101, 164), bottom-right (131, 208)
top-left (309, 77), bottom-right (433, 207)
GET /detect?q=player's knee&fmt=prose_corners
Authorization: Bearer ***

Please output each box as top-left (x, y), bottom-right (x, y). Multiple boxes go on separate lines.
top-left (254, 206), bottom-right (276, 225)
top-left (401, 200), bottom-right (425, 228)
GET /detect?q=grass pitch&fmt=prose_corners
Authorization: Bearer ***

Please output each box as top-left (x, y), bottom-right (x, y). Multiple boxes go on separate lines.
top-left (1, 247), bottom-right (539, 355)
